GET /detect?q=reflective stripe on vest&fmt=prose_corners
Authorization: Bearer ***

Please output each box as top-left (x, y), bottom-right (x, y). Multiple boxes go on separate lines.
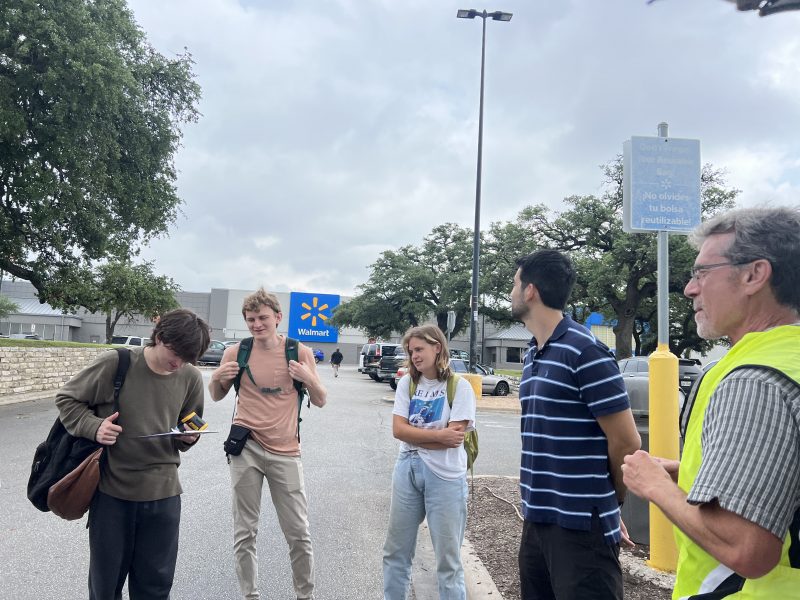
top-left (675, 325), bottom-right (800, 599)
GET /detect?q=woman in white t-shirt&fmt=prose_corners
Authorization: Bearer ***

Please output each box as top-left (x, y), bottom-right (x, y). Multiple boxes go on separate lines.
top-left (382, 325), bottom-right (477, 600)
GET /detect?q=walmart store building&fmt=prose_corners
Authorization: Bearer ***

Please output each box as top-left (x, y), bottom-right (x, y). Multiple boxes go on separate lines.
top-left (1, 281), bottom-right (551, 370)
top-left (0, 281), bottom-right (373, 365)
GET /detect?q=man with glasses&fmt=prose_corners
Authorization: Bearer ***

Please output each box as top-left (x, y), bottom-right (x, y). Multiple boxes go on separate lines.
top-left (56, 309), bottom-right (211, 599)
top-left (622, 206), bottom-right (800, 598)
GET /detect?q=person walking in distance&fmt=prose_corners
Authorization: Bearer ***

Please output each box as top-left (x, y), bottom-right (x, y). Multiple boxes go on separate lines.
top-left (55, 309), bottom-right (211, 600)
top-left (383, 324), bottom-right (476, 600)
top-left (330, 348), bottom-right (343, 377)
top-left (623, 206), bottom-right (800, 598)
top-left (512, 249), bottom-right (640, 600)
top-left (209, 288), bottom-right (327, 600)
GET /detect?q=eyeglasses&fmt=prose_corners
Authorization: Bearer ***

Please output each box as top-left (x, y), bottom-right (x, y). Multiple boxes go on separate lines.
top-left (689, 261), bottom-right (751, 282)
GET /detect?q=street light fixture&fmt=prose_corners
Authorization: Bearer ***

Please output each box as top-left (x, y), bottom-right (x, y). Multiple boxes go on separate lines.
top-left (457, 8), bottom-right (512, 370)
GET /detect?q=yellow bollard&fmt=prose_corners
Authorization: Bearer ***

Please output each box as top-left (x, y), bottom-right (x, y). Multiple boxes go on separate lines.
top-left (647, 344), bottom-right (680, 572)
top-left (461, 373), bottom-right (482, 402)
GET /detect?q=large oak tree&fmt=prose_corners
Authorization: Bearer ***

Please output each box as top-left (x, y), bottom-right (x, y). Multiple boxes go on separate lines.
top-left (0, 0), bottom-right (200, 305)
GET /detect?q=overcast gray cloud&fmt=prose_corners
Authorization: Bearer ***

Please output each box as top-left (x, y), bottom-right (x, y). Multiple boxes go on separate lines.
top-left (129, 0), bottom-right (800, 296)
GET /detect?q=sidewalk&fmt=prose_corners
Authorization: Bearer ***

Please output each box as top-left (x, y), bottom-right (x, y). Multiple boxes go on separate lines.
top-left (412, 521), bottom-right (503, 600)
top-left (382, 392), bottom-right (516, 599)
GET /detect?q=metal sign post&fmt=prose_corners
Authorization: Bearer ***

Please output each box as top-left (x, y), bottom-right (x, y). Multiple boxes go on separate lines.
top-left (623, 122), bottom-right (701, 572)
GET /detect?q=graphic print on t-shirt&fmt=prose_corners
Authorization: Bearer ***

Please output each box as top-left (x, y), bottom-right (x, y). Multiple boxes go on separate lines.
top-left (408, 395), bottom-right (445, 427)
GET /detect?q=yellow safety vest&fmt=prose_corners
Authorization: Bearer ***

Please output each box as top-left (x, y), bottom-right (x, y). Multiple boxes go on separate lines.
top-left (675, 325), bottom-right (800, 599)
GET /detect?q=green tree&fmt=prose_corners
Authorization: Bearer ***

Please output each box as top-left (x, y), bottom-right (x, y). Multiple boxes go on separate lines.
top-left (483, 159), bottom-right (737, 358)
top-left (81, 260), bottom-right (180, 343)
top-left (330, 224), bottom-right (474, 338)
top-left (0, 294), bottom-right (19, 320)
top-left (0, 0), bottom-right (201, 304)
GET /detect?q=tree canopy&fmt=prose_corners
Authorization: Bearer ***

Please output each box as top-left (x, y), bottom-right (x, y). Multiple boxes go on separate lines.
top-left (0, 294), bottom-right (19, 320)
top-left (81, 260), bottom-right (180, 343)
top-left (330, 224), bottom-right (473, 339)
top-left (336, 157), bottom-right (738, 358)
top-left (0, 0), bottom-right (201, 305)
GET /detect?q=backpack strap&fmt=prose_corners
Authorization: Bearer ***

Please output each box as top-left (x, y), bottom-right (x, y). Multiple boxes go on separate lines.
top-left (285, 337), bottom-right (304, 395)
top-left (445, 374), bottom-right (460, 407)
top-left (285, 337), bottom-right (308, 442)
top-left (103, 348), bottom-right (131, 469)
top-left (112, 348), bottom-right (131, 415)
top-left (233, 337), bottom-right (254, 396)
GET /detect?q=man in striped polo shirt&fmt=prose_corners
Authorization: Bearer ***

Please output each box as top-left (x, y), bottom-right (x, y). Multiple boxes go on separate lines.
top-left (511, 249), bottom-right (641, 600)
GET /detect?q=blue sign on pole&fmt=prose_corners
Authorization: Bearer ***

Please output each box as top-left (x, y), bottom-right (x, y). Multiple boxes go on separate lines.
top-left (287, 292), bottom-right (340, 343)
top-left (623, 136), bottom-right (701, 233)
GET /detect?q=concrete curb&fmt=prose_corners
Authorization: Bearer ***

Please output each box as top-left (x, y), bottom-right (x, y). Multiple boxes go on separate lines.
top-left (462, 537), bottom-right (504, 599)
top-left (412, 521), bottom-right (504, 600)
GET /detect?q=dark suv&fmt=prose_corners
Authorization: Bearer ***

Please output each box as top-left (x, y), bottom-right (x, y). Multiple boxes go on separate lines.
top-left (379, 350), bottom-right (407, 388)
top-left (362, 343), bottom-right (400, 381)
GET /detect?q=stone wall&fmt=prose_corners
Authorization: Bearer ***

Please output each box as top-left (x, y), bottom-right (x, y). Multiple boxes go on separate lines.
top-left (0, 346), bottom-right (108, 406)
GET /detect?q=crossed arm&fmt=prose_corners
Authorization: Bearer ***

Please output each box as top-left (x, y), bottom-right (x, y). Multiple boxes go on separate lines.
top-left (392, 415), bottom-right (468, 450)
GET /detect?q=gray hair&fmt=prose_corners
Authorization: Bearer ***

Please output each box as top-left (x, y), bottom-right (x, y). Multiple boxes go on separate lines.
top-left (689, 206), bottom-right (800, 311)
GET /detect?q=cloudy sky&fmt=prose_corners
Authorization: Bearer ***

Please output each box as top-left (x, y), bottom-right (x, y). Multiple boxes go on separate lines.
top-left (129, 0), bottom-right (800, 297)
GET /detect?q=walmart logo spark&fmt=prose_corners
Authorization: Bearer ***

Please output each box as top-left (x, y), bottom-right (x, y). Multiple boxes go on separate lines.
top-left (299, 297), bottom-right (329, 327)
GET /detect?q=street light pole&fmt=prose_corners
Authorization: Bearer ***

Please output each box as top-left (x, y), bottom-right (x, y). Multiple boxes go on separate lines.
top-left (457, 8), bottom-right (512, 370)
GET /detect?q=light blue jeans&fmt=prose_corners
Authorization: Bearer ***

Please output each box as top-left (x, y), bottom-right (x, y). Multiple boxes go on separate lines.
top-left (382, 451), bottom-right (468, 600)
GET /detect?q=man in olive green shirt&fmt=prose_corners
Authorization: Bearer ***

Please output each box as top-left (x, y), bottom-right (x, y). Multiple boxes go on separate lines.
top-left (56, 309), bottom-right (210, 600)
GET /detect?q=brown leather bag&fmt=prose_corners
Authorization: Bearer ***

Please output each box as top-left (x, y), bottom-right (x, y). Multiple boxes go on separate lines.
top-left (47, 447), bottom-right (104, 520)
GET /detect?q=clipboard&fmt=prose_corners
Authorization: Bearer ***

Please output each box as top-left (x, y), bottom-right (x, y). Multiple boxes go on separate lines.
top-left (134, 429), bottom-right (219, 439)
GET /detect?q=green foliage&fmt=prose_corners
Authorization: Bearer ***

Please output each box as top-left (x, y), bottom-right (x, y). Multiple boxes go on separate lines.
top-left (338, 157), bottom-right (739, 359)
top-left (0, 294), bottom-right (19, 319)
top-left (329, 223), bottom-right (474, 338)
top-left (481, 158), bottom-right (738, 358)
top-left (64, 260), bottom-right (180, 343)
top-left (0, 0), bottom-right (201, 304)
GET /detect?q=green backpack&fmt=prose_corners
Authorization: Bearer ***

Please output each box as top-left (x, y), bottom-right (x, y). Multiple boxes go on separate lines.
top-left (409, 373), bottom-right (479, 473)
top-left (233, 337), bottom-right (308, 440)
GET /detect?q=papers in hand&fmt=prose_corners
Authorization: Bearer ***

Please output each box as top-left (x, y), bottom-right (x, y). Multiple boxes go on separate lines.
top-left (134, 427), bottom-right (218, 438)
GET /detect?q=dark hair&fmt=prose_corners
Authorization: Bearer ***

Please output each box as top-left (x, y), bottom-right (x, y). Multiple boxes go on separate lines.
top-left (148, 309), bottom-right (211, 364)
top-left (689, 206), bottom-right (800, 312)
top-left (515, 249), bottom-right (576, 311)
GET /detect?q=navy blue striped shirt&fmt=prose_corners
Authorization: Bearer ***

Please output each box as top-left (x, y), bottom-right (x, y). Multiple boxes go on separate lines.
top-left (519, 316), bottom-right (630, 544)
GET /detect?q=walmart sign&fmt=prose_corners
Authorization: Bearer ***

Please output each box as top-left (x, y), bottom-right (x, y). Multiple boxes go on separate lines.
top-left (287, 292), bottom-right (340, 343)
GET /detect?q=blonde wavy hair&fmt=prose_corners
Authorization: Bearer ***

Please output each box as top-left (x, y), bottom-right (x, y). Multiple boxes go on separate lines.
top-left (402, 325), bottom-right (452, 384)
top-left (242, 287), bottom-right (282, 317)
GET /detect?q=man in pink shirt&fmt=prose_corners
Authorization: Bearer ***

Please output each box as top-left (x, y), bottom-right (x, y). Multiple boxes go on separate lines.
top-left (210, 288), bottom-right (327, 600)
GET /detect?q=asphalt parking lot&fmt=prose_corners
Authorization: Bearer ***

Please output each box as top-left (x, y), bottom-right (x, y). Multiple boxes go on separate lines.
top-left (0, 364), bottom-right (520, 600)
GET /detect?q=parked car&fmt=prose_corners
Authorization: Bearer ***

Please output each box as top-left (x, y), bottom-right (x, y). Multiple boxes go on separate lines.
top-left (392, 359), bottom-right (511, 396)
top-left (449, 349), bottom-right (469, 360)
top-left (223, 340), bottom-right (240, 348)
top-left (393, 365), bottom-right (408, 390)
top-left (198, 340), bottom-right (225, 365)
top-left (357, 343), bottom-right (369, 373)
top-left (449, 359), bottom-right (512, 396)
top-left (618, 355), bottom-right (700, 417)
top-left (110, 335), bottom-right (149, 346)
top-left (312, 348), bottom-right (324, 363)
top-left (380, 351), bottom-right (407, 388)
top-left (362, 343), bottom-right (400, 380)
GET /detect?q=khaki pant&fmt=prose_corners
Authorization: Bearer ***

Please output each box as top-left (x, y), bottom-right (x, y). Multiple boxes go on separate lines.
top-left (230, 439), bottom-right (314, 600)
